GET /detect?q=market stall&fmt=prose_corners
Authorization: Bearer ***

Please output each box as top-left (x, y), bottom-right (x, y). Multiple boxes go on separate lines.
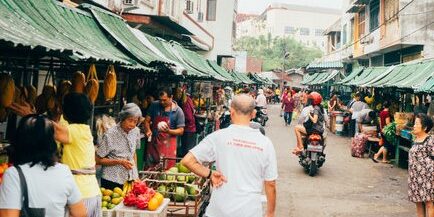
top-left (330, 59), bottom-right (434, 167)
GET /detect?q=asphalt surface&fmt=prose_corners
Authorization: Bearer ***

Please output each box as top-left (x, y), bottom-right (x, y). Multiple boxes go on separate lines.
top-left (265, 104), bottom-right (415, 217)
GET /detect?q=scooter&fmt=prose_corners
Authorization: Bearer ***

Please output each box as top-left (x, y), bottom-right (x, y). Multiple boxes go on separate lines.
top-left (253, 106), bottom-right (269, 126)
top-left (299, 133), bottom-right (326, 176)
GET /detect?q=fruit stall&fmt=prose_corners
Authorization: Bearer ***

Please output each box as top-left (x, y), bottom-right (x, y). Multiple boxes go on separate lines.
top-left (97, 158), bottom-right (210, 217)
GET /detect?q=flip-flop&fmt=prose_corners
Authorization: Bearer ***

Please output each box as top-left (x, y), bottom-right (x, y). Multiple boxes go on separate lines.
top-left (371, 157), bottom-right (379, 163)
top-left (380, 161), bottom-right (390, 164)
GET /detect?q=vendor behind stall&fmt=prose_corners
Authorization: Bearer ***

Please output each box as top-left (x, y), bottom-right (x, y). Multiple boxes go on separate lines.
top-left (144, 88), bottom-right (185, 169)
top-left (357, 108), bottom-right (377, 134)
top-left (96, 103), bottom-right (142, 189)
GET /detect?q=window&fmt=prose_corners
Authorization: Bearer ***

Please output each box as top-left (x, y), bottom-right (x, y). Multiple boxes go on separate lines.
top-left (342, 24), bottom-right (347, 44)
top-left (300, 28), bottom-right (310, 36)
top-left (369, 0), bottom-right (380, 32)
top-left (124, 0), bottom-right (133, 4)
top-left (284, 26), bottom-right (296, 34)
top-left (358, 9), bottom-right (365, 37)
top-left (206, 0), bottom-right (217, 21)
top-left (315, 29), bottom-right (324, 36)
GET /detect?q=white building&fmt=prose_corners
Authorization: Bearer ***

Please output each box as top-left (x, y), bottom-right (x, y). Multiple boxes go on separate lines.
top-left (236, 3), bottom-right (341, 51)
top-left (69, 0), bottom-right (236, 62)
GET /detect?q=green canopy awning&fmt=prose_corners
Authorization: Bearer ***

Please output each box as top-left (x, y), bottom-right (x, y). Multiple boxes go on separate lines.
top-left (335, 67), bottom-right (364, 85)
top-left (418, 77), bottom-right (434, 92)
top-left (144, 36), bottom-right (206, 77)
top-left (232, 72), bottom-right (254, 84)
top-left (347, 67), bottom-right (389, 86)
top-left (88, 5), bottom-right (173, 67)
top-left (207, 60), bottom-right (234, 81)
top-left (306, 61), bottom-right (344, 70)
top-left (0, 0), bottom-right (136, 65)
top-left (171, 43), bottom-right (227, 81)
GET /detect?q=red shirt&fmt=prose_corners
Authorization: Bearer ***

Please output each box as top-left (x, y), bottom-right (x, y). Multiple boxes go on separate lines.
top-left (282, 97), bottom-right (295, 112)
top-left (379, 109), bottom-right (390, 130)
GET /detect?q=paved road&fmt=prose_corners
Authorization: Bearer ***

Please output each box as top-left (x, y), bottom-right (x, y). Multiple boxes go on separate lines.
top-left (264, 105), bottom-right (415, 217)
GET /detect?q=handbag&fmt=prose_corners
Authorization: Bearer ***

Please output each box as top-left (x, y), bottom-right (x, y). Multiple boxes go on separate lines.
top-left (15, 166), bottom-right (46, 217)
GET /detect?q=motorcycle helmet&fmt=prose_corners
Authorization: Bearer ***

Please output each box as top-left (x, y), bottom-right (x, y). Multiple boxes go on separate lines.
top-left (309, 91), bottom-right (323, 106)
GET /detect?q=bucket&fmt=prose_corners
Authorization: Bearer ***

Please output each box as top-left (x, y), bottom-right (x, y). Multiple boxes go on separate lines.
top-left (336, 123), bottom-right (344, 135)
top-left (335, 112), bottom-right (344, 124)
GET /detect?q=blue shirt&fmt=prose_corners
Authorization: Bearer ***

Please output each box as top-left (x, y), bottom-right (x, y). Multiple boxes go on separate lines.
top-left (147, 101), bottom-right (185, 130)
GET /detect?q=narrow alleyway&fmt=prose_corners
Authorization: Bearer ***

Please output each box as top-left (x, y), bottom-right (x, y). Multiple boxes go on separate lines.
top-left (265, 105), bottom-right (415, 217)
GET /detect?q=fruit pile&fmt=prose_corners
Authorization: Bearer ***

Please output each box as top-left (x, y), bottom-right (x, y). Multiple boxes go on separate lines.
top-left (101, 187), bottom-right (124, 210)
top-left (154, 163), bottom-right (200, 203)
top-left (123, 180), bottom-right (164, 211)
top-left (0, 162), bottom-right (11, 184)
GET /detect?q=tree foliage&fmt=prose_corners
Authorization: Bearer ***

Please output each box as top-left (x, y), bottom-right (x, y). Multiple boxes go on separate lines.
top-left (234, 34), bottom-right (323, 71)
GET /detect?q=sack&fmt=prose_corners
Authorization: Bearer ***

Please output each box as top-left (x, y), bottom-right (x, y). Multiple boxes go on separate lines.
top-left (351, 134), bottom-right (368, 158)
top-left (15, 166), bottom-right (46, 217)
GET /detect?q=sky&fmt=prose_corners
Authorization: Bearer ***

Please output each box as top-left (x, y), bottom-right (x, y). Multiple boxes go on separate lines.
top-left (237, 0), bottom-right (344, 14)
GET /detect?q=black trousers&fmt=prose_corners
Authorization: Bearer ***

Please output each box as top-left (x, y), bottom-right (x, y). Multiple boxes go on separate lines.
top-left (349, 119), bottom-right (356, 137)
top-left (100, 178), bottom-right (123, 190)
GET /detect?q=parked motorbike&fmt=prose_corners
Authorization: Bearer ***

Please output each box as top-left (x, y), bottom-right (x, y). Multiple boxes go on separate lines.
top-left (253, 106), bottom-right (268, 126)
top-left (299, 133), bottom-right (326, 176)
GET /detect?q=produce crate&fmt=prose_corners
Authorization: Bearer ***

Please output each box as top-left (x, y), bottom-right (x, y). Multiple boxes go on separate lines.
top-left (101, 208), bottom-right (116, 217)
top-left (115, 198), bottom-right (170, 217)
top-left (139, 158), bottom-right (211, 217)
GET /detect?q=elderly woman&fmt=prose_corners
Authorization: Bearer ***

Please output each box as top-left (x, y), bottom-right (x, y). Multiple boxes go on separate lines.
top-left (96, 103), bottom-right (142, 190)
top-left (408, 114), bottom-right (434, 217)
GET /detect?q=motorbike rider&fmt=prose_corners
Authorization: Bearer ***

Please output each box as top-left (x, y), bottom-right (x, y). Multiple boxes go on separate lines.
top-left (256, 89), bottom-right (267, 108)
top-left (293, 92), bottom-right (325, 155)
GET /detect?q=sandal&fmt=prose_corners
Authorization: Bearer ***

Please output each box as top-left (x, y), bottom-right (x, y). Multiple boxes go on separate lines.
top-left (371, 157), bottom-right (379, 163)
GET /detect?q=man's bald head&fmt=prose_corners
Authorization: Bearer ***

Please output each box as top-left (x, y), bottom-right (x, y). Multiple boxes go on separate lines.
top-left (231, 94), bottom-right (256, 116)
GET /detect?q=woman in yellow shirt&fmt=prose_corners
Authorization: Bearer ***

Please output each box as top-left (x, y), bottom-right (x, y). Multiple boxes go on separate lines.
top-left (54, 93), bottom-right (101, 217)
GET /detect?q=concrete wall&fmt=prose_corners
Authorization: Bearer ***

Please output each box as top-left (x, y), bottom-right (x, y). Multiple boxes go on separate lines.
top-left (246, 57), bottom-right (263, 73)
top-left (236, 4), bottom-right (340, 52)
top-left (202, 0), bottom-right (236, 60)
top-left (234, 51), bottom-right (247, 72)
top-left (399, 0), bottom-right (434, 58)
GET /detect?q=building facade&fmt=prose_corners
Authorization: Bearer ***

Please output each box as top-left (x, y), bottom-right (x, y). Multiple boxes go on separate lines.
top-left (236, 3), bottom-right (341, 51)
top-left (322, 0), bottom-right (434, 67)
top-left (68, 0), bottom-right (237, 62)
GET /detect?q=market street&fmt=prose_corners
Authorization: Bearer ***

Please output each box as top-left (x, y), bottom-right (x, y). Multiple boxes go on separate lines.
top-left (265, 104), bottom-right (415, 217)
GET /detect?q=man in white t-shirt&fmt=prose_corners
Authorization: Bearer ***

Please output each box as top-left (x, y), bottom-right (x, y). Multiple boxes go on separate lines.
top-left (181, 94), bottom-right (278, 217)
top-left (256, 89), bottom-right (267, 107)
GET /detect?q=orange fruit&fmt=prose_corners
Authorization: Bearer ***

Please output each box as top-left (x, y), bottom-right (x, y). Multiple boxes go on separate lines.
top-left (147, 198), bottom-right (159, 211)
top-left (154, 193), bottom-right (164, 205)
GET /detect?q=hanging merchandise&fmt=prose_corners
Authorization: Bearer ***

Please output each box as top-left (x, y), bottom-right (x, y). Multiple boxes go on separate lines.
top-left (25, 85), bottom-right (37, 106)
top-left (72, 71), bottom-right (86, 93)
top-left (57, 80), bottom-right (72, 102)
top-left (85, 64), bottom-right (99, 104)
top-left (35, 69), bottom-right (57, 114)
top-left (103, 65), bottom-right (117, 101)
top-left (0, 74), bottom-right (15, 108)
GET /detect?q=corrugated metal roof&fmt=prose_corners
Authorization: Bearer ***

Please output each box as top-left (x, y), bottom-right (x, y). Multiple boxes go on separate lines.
top-left (0, 0), bottom-right (136, 65)
top-left (335, 67), bottom-right (364, 85)
top-left (207, 60), bottom-right (234, 81)
top-left (144, 36), bottom-right (205, 77)
top-left (306, 61), bottom-right (343, 70)
top-left (171, 43), bottom-right (227, 81)
top-left (88, 5), bottom-right (173, 67)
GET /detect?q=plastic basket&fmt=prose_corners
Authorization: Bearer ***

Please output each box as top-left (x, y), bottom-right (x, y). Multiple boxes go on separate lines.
top-left (115, 199), bottom-right (170, 217)
top-left (101, 209), bottom-right (117, 217)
